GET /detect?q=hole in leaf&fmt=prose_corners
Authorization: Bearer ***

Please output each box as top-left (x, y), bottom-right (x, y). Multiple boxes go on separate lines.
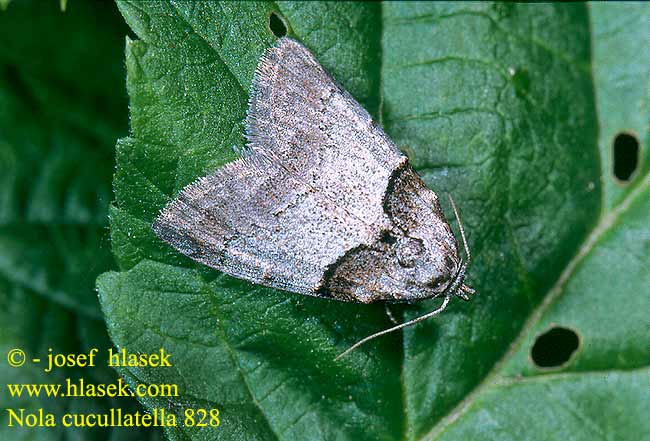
top-left (612, 132), bottom-right (639, 182)
top-left (531, 326), bottom-right (579, 368)
top-left (268, 12), bottom-right (287, 38)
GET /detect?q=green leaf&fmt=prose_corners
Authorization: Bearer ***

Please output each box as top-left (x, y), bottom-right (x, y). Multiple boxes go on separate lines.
top-left (99, 2), bottom-right (649, 440)
top-left (0, 1), bottom-right (160, 439)
top-left (591, 2), bottom-right (650, 208)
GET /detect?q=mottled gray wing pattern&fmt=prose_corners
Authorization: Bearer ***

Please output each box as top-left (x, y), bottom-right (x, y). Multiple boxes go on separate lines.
top-left (247, 38), bottom-right (406, 224)
top-left (154, 37), bottom-right (406, 297)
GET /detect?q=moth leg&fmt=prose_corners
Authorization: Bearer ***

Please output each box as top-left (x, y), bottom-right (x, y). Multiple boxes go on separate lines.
top-left (457, 283), bottom-right (476, 301)
top-left (384, 303), bottom-right (398, 324)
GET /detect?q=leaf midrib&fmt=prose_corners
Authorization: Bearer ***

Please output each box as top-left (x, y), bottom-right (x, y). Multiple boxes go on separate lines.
top-left (384, 8), bottom-right (542, 440)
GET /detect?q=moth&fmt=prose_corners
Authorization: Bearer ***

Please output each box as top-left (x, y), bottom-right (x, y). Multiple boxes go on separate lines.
top-left (153, 37), bottom-right (475, 359)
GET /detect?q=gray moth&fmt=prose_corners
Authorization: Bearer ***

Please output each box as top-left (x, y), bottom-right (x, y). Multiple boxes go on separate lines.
top-left (153, 37), bottom-right (475, 357)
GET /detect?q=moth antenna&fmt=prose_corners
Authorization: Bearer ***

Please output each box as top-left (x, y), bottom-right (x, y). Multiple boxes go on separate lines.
top-left (334, 295), bottom-right (452, 361)
top-left (447, 194), bottom-right (470, 264)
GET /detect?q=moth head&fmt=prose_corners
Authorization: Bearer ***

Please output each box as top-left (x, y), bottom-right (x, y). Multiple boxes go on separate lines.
top-left (394, 233), bottom-right (460, 296)
top-left (385, 193), bottom-right (475, 302)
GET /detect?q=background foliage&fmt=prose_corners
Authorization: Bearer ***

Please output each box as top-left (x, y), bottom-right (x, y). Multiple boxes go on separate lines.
top-left (0, 0), bottom-right (161, 439)
top-left (1, 1), bottom-right (648, 440)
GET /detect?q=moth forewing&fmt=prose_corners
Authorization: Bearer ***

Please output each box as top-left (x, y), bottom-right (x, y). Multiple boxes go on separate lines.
top-left (153, 37), bottom-right (475, 358)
